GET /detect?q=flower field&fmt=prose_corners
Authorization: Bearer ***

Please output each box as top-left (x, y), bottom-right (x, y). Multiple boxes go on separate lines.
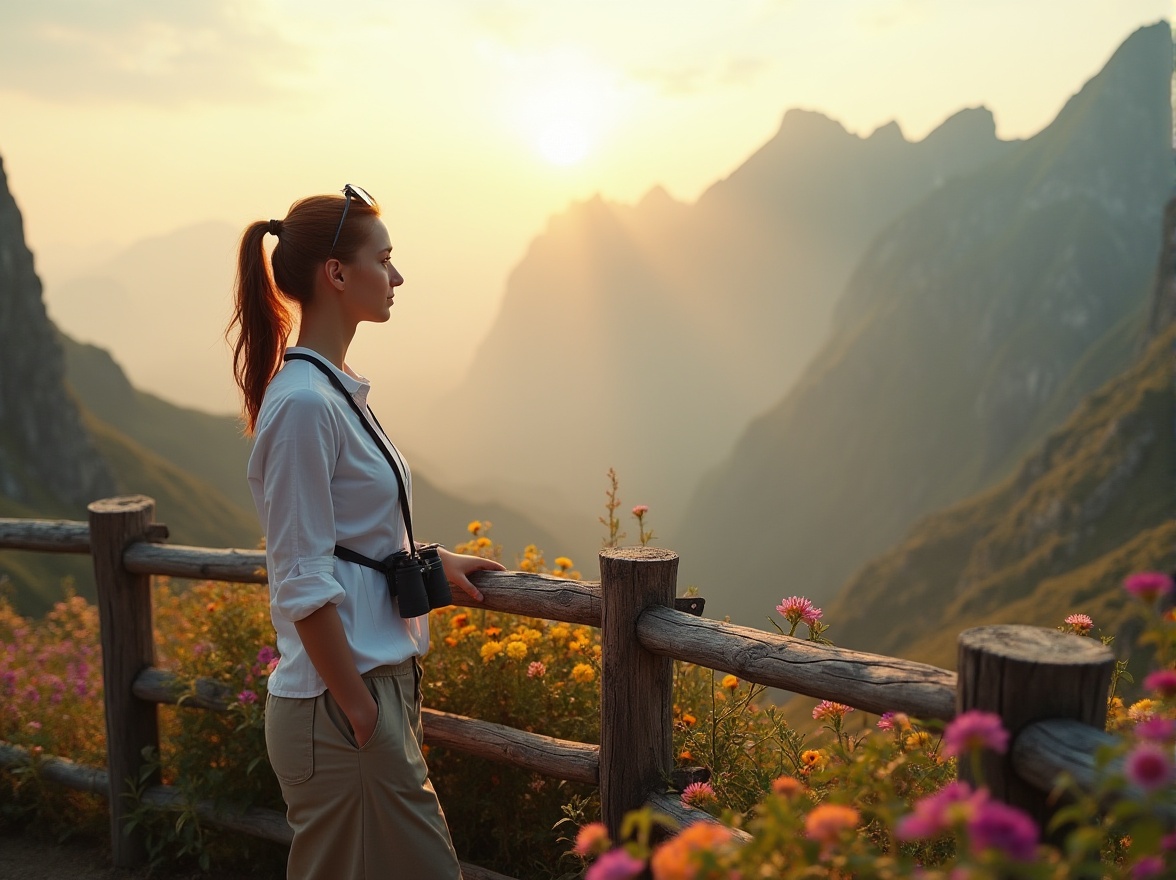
top-left (1, 510), bottom-right (1174, 879)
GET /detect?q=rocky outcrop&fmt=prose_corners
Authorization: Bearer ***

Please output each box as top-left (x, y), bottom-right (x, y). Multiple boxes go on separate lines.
top-left (0, 154), bottom-right (114, 509)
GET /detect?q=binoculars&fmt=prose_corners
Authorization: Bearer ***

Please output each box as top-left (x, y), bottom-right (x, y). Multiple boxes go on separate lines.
top-left (386, 544), bottom-right (452, 618)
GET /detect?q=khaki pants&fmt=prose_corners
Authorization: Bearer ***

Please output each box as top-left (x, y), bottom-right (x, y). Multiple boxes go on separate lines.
top-left (266, 660), bottom-right (461, 880)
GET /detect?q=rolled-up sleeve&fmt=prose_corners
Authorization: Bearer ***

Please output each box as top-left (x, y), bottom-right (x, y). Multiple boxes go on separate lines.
top-left (252, 388), bottom-right (347, 621)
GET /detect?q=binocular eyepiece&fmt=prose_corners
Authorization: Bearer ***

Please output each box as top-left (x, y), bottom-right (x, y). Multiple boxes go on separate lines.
top-left (386, 544), bottom-right (452, 618)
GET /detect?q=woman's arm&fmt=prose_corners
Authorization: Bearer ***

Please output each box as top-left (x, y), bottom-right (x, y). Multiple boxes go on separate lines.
top-left (294, 604), bottom-right (378, 746)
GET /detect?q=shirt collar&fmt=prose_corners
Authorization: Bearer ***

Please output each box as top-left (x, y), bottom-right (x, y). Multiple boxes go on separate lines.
top-left (285, 346), bottom-right (371, 404)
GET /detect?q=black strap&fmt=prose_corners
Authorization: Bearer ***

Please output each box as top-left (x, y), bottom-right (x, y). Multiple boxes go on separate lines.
top-left (282, 351), bottom-right (418, 554)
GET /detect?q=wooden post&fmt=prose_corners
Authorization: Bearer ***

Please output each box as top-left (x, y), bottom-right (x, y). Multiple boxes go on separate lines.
top-left (957, 624), bottom-right (1113, 833)
top-left (599, 547), bottom-right (678, 839)
top-left (89, 495), bottom-right (160, 868)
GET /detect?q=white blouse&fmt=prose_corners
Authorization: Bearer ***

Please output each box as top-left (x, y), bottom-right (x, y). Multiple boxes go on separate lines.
top-left (247, 347), bottom-right (429, 698)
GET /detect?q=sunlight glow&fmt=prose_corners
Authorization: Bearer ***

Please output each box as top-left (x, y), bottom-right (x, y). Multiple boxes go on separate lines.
top-left (512, 51), bottom-right (620, 166)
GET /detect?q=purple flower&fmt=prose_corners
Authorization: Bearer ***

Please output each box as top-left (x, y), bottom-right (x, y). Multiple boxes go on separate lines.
top-left (1144, 669), bottom-right (1176, 699)
top-left (237, 689), bottom-right (258, 705)
top-left (877, 712), bottom-right (895, 730)
top-left (1124, 572), bottom-right (1174, 603)
top-left (585, 847), bottom-right (645, 880)
top-left (257, 646), bottom-right (278, 666)
top-left (943, 710), bottom-right (1009, 758)
top-left (966, 800), bottom-right (1038, 862)
top-left (1125, 742), bottom-right (1174, 792)
top-left (896, 781), bottom-right (983, 840)
top-left (1135, 717), bottom-right (1176, 742)
top-left (1132, 856), bottom-right (1166, 879)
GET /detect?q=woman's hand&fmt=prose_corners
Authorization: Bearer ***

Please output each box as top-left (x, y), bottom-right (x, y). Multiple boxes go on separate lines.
top-left (349, 696), bottom-right (379, 748)
top-left (437, 547), bottom-right (505, 603)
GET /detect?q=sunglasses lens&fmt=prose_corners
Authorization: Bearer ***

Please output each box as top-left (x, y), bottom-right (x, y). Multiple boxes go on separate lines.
top-left (345, 184), bottom-right (375, 207)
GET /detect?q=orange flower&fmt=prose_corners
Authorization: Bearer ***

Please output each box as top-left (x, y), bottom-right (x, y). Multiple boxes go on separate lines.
top-left (451, 613), bottom-right (469, 628)
top-left (721, 674), bottom-right (738, 690)
top-left (650, 822), bottom-right (734, 880)
top-left (771, 775), bottom-right (805, 798)
top-left (678, 750), bottom-right (693, 762)
top-left (804, 804), bottom-right (859, 845)
top-left (484, 626), bottom-right (502, 637)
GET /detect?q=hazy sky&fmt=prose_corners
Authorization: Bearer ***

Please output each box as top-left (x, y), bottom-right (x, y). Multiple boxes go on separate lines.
top-left (0, 1), bottom-right (1171, 411)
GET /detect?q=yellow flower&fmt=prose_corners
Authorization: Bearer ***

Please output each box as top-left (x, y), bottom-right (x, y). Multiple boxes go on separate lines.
top-left (550, 626), bottom-right (570, 641)
top-left (521, 628), bottom-right (543, 644)
top-left (571, 663), bottom-right (595, 683)
top-left (476, 536), bottom-right (492, 548)
top-left (905, 731), bottom-right (934, 750)
top-left (506, 641), bottom-right (528, 660)
top-left (554, 556), bottom-right (573, 569)
top-left (480, 641), bottom-right (504, 663)
top-left (1128, 699), bottom-right (1158, 723)
top-left (467, 521), bottom-right (482, 535)
top-left (568, 639), bottom-right (586, 654)
top-left (721, 674), bottom-right (738, 690)
top-left (460, 625), bottom-right (478, 637)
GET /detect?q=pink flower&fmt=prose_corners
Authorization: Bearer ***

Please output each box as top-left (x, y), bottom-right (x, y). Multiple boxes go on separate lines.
top-left (876, 712), bottom-right (895, 730)
top-left (1125, 742), bottom-right (1174, 791)
top-left (1124, 572), bottom-right (1174, 603)
top-left (943, 710), bottom-right (1009, 758)
top-left (681, 781), bottom-right (717, 809)
top-left (257, 646), bottom-right (278, 665)
top-left (527, 661), bottom-right (546, 678)
top-left (812, 701), bottom-right (854, 722)
top-left (631, 505), bottom-right (649, 517)
top-left (1144, 669), bottom-right (1176, 699)
top-left (966, 800), bottom-right (1038, 862)
top-left (237, 689), bottom-right (258, 705)
top-left (896, 781), bottom-right (985, 840)
top-left (1064, 613), bottom-right (1093, 634)
top-left (573, 822), bottom-right (610, 857)
top-left (776, 595), bottom-right (823, 627)
top-left (585, 847), bottom-right (644, 880)
top-left (1132, 856), bottom-right (1166, 879)
top-left (1135, 717), bottom-right (1176, 742)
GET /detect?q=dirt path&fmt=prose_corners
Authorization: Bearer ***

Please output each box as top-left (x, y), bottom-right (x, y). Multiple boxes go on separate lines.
top-left (0, 833), bottom-right (266, 879)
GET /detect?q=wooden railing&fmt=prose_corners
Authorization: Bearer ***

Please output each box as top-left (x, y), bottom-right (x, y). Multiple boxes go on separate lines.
top-left (0, 495), bottom-right (1134, 876)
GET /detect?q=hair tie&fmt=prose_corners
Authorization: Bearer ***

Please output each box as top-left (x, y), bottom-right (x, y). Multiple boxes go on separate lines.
top-left (268, 219), bottom-right (283, 237)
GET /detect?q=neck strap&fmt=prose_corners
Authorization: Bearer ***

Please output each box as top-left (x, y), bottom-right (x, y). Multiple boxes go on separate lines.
top-left (282, 352), bottom-right (418, 553)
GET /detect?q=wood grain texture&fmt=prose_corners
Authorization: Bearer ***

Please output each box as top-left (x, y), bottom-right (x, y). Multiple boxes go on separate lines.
top-left (89, 495), bottom-right (160, 868)
top-left (600, 547), bottom-right (678, 838)
top-left (0, 517), bottom-right (90, 552)
top-left (133, 667), bottom-right (598, 784)
top-left (957, 625), bottom-right (1113, 833)
top-left (638, 606), bottom-right (958, 720)
top-left (646, 790), bottom-right (753, 842)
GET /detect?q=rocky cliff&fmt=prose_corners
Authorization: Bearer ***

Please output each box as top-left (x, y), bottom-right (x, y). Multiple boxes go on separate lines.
top-left (0, 156), bottom-right (114, 512)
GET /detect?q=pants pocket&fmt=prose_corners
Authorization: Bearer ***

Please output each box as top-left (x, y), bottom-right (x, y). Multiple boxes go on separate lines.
top-left (265, 694), bottom-right (315, 785)
top-left (323, 680), bottom-right (383, 751)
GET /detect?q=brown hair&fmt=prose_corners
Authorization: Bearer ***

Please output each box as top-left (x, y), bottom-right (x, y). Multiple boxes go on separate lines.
top-left (227, 193), bottom-right (381, 433)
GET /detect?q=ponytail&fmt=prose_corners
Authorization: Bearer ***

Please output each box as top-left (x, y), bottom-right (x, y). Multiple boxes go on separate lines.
top-left (226, 192), bottom-right (381, 433)
top-left (228, 221), bottom-right (291, 434)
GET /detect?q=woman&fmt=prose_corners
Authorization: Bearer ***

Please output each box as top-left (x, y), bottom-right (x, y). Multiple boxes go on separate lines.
top-left (228, 185), bottom-right (504, 879)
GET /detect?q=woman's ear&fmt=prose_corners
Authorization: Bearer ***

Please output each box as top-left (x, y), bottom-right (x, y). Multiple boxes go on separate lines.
top-left (324, 258), bottom-right (346, 290)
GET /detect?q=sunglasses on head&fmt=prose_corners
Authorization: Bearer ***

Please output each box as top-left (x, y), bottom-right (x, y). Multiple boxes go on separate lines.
top-left (329, 184), bottom-right (376, 256)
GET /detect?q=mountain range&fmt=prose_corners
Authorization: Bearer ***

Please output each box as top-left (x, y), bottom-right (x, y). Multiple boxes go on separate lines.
top-left (424, 101), bottom-right (1014, 542)
top-left (675, 22), bottom-right (1173, 623)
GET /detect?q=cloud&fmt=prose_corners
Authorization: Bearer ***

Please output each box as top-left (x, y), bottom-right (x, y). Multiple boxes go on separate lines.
top-left (0, 1), bottom-right (305, 105)
top-left (633, 55), bottom-right (770, 96)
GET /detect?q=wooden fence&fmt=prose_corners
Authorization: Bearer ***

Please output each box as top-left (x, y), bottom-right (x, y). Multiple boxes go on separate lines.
top-left (0, 495), bottom-right (1137, 877)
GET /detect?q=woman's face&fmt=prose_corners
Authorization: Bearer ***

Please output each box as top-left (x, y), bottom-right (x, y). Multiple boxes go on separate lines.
top-left (340, 218), bottom-right (403, 325)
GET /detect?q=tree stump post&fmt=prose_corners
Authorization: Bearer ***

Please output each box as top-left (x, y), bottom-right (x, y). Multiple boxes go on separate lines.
top-left (599, 547), bottom-right (678, 840)
top-left (957, 624), bottom-right (1114, 834)
top-left (89, 495), bottom-right (160, 868)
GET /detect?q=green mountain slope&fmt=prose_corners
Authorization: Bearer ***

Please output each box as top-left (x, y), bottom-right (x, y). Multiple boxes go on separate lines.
top-left (828, 323), bottom-right (1175, 673)
top-left (675, 22), bottom-right (1172, 622)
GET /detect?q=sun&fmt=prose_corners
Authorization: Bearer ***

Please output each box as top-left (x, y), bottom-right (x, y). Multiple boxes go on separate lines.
top-left (513, 53), bottom-right (617, 167)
